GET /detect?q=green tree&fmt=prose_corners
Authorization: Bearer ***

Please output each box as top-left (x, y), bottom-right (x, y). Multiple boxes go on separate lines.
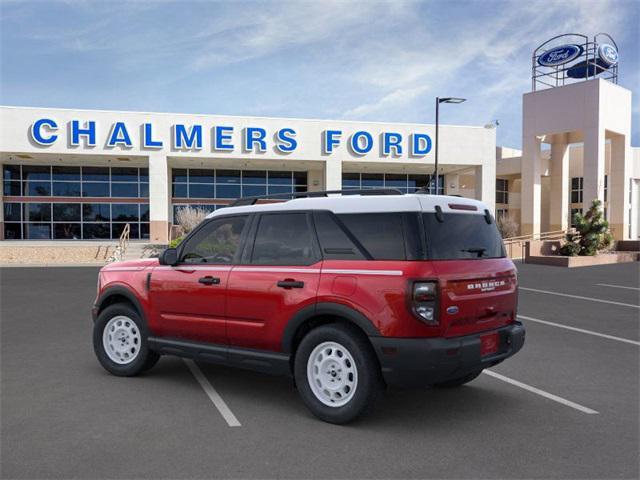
top-left (560, 199), bottom-right (613, 256)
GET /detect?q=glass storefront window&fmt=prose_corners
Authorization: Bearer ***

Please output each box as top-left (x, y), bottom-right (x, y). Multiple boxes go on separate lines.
top-left (54, 223), bottom-right (81, 239)
top-left (242, 170), bottom-right (267, 184)
top-left (3, 201), bottom-right (148, 240)
top-left (3, 181), bottom-right (21, 196)
top-left (111, 183), bottom-right (139, 198)
top-left (26, 181), bottom-right (51, 196)
top-left (216, 184), bottom-right (240, 199)
top-left (83, 203), bottom-right (110, 221)
top-left (216, 170), bottom-right (241, 184)
top-left (24, 223), bottom-right (51, 239)
top-left (52, 166), bottom-right (80, 181)
top-left (112, 204), bottom-right (139, 222)
top-left (4, 203), bottom-right (21, 221)
top-left (170, 168), bottom-right (308, 202)
top-left (188, 184), bottom-right (215, 199)
top-left (53, 204), bottom-right (81, 222)
top-left (82, 182), bottom-right (110, 197)
top-left (26, 203), bottom-right (51, 222)
top-left (82, 167), bottom-right (109, 182)
top-left (52, 182), bottom-right (81, 197)
top-left (22, 165), bottom-right (51, 181)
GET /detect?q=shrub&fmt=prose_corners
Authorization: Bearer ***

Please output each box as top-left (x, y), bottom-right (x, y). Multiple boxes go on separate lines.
top-left (175, 206), bottom-right (208, 234)
top-left (559, 199), bottom-right (613, 256)
top-left (497, 215), bottom-right (519, 239)
top-left (169, 236), bottom-right (184, 248)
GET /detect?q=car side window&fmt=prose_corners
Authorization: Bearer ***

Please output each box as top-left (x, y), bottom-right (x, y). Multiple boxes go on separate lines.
top-left (180, 216), bottom-right (248, 264)
top-left (251, 213), bottom-right (317, 265)
top-left (337, 213), bottom-right (407, 260)
top-left (313, 211), bottom-right (366, 260)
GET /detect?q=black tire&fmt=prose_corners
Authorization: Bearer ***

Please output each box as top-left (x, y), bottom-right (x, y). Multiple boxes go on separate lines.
top-left (93, 303), bottom-right (160, 377)
top-left (434, 370), bottom-right (482, 388)
top-left (294, 323), bottom-right (384, 424)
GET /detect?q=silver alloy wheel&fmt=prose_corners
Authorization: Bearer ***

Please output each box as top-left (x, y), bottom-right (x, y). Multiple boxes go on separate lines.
top-left (102, 315), bottom-right (141, 365)
top-left (307, 341), bottom-right (358, 407)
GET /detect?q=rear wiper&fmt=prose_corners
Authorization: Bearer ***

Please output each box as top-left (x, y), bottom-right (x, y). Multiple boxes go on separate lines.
top-left (461, 247), bottom-right (487, 258)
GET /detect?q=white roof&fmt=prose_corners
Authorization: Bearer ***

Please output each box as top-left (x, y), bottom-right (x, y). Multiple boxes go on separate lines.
top-left (207, 194), bottom-right (489, 218)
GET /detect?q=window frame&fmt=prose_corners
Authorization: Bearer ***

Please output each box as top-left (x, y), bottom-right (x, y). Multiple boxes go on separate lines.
top-left (496, 178), bottom-right (509, 205)
top-left (243, 211), bottom-right (321, 266)
top-left (177, 213), bottom-right (251, 265)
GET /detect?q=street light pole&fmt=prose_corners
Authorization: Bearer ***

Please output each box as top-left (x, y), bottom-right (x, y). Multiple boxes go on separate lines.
top-left (433, 96), bottom-right (466, 195)
top-left (434, 97), bottom-right (440, 195)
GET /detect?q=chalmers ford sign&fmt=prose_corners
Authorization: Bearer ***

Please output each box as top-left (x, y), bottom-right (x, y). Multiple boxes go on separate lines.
top-left (29, 118), bottom-right (434, 157)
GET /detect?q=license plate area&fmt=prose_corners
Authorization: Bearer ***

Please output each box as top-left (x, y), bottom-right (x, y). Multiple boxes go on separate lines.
top-left (480, 332), bottom-right (500, 356)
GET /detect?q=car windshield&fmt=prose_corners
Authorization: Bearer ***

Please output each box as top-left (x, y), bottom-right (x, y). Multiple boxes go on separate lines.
top-left (422, 212), bottom-right (505, 260)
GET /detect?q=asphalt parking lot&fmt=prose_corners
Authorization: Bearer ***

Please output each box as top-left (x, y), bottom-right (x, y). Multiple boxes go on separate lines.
top-left (1, 262), bottom-right (638, 479)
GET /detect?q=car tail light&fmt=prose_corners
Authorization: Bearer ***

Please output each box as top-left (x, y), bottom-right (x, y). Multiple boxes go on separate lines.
top-left (412, 281), bottom-right (438, 325)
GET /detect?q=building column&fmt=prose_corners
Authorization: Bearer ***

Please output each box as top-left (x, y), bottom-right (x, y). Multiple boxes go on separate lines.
top-left (609, 134), bottom-right (631, 240)
top-left (549, 134), bottom-right (570, 232)
top-left (474, 164), bottom-right (495, 213)
top-left (324, 159), bottom-right (342, 191)
top-left (149, 153), bottom-right (170, 243)
top-left (582, 126), bottom-right (605, 212)
top-left (521, 135), bottom-right (543, 236)
top-left (307, 169), bottom-right (324, 192)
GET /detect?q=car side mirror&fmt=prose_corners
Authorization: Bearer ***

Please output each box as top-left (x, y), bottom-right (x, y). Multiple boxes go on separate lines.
top-left (159, 247), bottom-right (178, 266)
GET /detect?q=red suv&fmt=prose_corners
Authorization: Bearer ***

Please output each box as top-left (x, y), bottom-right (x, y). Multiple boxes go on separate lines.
top-left (92, 189), bottom-right (525, 424)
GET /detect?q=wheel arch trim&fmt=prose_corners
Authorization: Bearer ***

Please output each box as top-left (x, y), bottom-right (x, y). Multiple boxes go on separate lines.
top-left (94, 285), bottom-right (146, 324)
top-left (281, 302), bottom-right (380, 354)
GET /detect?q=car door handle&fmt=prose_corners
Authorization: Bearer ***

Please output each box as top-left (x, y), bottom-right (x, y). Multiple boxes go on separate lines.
top-left (198, 276), bottom-right (221, 285)
top-left (277, 279), bottom-right (304, 289)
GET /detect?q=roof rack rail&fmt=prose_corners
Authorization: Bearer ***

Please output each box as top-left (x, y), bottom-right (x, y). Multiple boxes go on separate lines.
top-left (229, 188), bottom-right (404, 207)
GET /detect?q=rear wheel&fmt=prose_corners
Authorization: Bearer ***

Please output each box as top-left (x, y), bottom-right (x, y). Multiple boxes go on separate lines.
top-left (434, 370), bottom-right (482, 388)
top-left (93, 303), bottom-right (160, 376)
top-left (294, 323), bottom-right (383, 424)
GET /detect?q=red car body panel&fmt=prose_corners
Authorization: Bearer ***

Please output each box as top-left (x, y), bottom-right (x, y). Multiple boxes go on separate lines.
top-left (97, 256), bottom-right (517, 351)
top-left (225, 264), bottom-right (321, 350)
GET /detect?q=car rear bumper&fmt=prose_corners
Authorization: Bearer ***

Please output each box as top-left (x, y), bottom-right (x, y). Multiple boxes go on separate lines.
top-left (370, 322), bottom-right (525, 388)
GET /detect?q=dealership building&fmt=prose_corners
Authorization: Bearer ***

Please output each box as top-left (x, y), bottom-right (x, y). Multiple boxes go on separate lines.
top-left (0, 107), bottom-right (496, 243)
top-left (0, 34), bottom-right (638, 244)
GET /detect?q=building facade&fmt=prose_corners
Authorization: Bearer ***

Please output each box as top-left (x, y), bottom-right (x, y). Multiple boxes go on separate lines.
top-left (0, 106), bottom-right (496, 243)
top-left (496, 79), bottom-right (639, 240)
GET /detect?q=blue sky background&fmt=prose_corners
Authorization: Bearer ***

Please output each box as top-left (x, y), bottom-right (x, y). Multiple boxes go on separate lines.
top-left (1, 0), bottom-right (638, 148)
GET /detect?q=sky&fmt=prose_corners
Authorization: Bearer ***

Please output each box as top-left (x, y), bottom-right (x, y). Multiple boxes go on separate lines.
top-left (1, 0), bottom-right (638, 148)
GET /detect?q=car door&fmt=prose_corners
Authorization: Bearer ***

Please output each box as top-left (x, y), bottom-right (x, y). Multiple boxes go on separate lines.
top-left (149, 214), bottom-right (250, 344)
top-left (226, 211), bottom-right (321, 351)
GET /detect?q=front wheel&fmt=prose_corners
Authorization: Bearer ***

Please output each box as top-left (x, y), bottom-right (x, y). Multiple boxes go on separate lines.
top-left (93, 303), bottom-right (160, 376)
top-left (294, 323), bottom-right (384, 424)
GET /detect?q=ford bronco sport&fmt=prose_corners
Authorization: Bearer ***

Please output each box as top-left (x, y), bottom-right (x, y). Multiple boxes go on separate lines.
top-left (92, 189), bottom-right (525, 424)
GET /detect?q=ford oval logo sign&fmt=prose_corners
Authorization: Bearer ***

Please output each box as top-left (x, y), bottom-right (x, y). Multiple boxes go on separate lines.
top-left (538, 44), bottom-right (583, 67)
top-left (598, 43), bottom-right (618, 66)
top-left (446, 306), bottom-right (459, 315)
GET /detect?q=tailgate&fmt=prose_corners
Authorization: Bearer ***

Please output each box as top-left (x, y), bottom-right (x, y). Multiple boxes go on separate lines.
top-left (433, 259), bottom-right (517, 338)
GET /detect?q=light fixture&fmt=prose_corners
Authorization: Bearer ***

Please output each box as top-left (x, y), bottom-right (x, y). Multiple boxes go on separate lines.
top-left (434, 96), bottom-right (467, 195)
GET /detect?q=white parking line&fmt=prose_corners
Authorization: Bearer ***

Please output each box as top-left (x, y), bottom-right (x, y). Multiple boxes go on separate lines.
top-left (596, 283), bottom-right (640, 291)
top-left (184, 359), bottom-right (241, 427)
top-left (482, 370), bottom-right (599, 415)
top-left (520, 287), bottom-right (640, 309)
top-left (518, 314), bottom-right (640, 346)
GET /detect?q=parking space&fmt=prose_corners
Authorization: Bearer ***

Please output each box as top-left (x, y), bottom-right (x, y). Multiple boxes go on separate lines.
top-left (1, 263), bottom-right (638, 479)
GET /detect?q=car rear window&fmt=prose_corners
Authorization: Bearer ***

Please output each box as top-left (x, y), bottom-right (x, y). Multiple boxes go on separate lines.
top-left (423, 212), bottom-right (505, 260)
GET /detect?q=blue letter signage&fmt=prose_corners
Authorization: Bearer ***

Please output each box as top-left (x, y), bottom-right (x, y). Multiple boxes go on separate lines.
top-left (173, 124), bottom-right (203, 150)
top-left (30, 118), bottom-right (58, 145)
top-left (107, 122), bottom-right (133, 148)
top-left (143, 123), bottom-right (163, 148)
top-left (70, 120), bottom-right (96, 147)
